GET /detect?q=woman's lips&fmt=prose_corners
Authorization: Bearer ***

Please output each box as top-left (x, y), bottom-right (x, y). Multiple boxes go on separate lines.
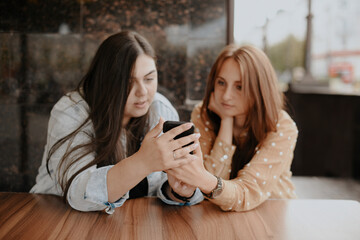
top-left (134, 101), bottom-right (147, 108)
top-left (221, 103), bottom-right (233, 108)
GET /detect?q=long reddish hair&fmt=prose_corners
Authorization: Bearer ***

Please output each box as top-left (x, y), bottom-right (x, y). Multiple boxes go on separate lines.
top-left (201, 45), bottom-right (284, 179)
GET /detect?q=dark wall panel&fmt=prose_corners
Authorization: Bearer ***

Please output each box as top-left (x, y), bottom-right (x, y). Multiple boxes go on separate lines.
top-left (0, 0), bottom-right (227, 191)
top-left (286, 89), bottom-right (360, 179)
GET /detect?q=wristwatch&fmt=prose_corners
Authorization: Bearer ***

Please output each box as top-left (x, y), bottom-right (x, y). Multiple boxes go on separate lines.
top-left (202, 175), bottom-right (223, 199)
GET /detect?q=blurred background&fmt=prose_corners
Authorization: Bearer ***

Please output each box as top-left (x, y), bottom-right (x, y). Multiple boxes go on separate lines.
top-left (0, 0), bottom-right (359, 200)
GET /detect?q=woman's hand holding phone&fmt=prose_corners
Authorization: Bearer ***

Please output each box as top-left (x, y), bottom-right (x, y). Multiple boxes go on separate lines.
top-left (167, 138), bottom-right (217, 196)
top-left (136, 118), bottom-right (200, 174)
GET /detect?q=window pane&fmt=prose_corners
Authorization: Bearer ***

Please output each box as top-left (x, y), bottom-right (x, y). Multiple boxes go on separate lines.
top-left (312, 0), bottom-right (360, 92)
top-left (234, 0), bottom-right (307, 88)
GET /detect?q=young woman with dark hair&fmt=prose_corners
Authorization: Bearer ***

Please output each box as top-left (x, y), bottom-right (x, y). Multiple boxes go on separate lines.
top-left (167, 45), bottom-right (298, 211)
top-left (30, 31), bottom-right (203, 213)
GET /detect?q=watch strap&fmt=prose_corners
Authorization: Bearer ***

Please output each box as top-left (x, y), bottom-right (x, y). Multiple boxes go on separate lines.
top-left (171, 188), bottom-right (195, 203)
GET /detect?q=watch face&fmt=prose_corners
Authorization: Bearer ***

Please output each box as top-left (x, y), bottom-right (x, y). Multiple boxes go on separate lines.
top-left (212, 177), bottom-right (223, 198)
top-left (212, 187), bottom-right (222, 198)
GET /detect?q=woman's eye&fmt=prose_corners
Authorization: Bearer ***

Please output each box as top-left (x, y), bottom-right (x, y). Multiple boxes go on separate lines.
top-left (217, 79), bottom-right (225, 86)
top-left (236, 85), bottom-right (242, 90)
top-left (144, 75), bottom-right (157, 82)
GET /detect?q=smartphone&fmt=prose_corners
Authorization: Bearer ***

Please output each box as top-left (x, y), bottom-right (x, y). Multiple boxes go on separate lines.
top-left (163, 120), bottom-right (195, 148)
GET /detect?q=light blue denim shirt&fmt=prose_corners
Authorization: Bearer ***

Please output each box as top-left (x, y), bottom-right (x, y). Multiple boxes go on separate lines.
top-left (30, 91), bottom-right (203, 214)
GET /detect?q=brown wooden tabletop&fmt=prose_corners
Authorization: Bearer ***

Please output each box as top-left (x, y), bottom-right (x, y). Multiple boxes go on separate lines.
top-left (0, 192), bottom-right (359, 240)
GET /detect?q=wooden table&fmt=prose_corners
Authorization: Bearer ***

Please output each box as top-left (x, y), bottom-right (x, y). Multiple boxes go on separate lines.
top-left (0, 193), bottom-right (359, 240)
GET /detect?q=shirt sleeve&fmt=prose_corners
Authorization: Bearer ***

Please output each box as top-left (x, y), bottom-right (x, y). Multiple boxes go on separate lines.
top-left (67, 165), bottom-right (129, 214)
top-left (43, 101), bottom-right (130, 214)
top-left (192, 106), bottom-right (298, 212)
top-left (149, 92), bottom-right (180, 125)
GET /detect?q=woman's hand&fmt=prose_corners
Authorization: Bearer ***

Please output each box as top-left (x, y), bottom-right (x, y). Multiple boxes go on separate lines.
top-left (208, 92), bottom-right (234, 120)
top-left (135, 117), bottom-right (200, 174)
top-left (167, 140), bottom-right (218, 194)
top-left (167, 173), bottom-right (196, 198)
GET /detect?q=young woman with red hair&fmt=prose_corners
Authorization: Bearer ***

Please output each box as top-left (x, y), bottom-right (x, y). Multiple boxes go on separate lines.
top-left (167, 45), bottom-right (298, 211)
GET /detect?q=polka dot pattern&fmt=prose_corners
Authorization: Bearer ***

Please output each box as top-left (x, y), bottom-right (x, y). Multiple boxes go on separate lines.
top-left (190, 104), bottom-right (298, 212)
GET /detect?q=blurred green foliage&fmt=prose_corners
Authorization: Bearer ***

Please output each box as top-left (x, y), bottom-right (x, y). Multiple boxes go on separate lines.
top-left (268, 34), bottom-right (305, 73)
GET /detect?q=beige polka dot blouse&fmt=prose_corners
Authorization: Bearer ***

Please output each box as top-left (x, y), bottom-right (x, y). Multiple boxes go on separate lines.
top-left (191, 103), bottom-right (298, 212)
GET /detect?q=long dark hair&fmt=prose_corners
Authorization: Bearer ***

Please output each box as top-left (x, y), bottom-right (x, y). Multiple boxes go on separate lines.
top-left (201, 45), bottom-right (284, 179)
top-left (46, 31), bottom-right (156, 201)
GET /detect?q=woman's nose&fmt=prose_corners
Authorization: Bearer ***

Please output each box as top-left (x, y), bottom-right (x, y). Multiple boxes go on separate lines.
top-left (135, 82), bottom-right (147, 96)
top-left (222, 86), bottom-right (232, 101)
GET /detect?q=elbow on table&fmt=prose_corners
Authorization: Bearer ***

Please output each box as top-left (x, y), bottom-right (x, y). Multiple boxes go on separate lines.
top-left (67, 197), bottom-right (107, 212)
top-left (217, 199), bottom-right (264, 212)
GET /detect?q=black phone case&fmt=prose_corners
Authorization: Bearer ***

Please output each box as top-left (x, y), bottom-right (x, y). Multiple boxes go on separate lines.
top-left (163, 121), bottom-right (194, 139)
top-left (163, 121), bottom-right (194, 150)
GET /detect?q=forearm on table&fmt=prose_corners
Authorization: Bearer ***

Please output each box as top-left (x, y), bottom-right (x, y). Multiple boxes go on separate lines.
top-left (209, 162), bottom-right (283, 212)
top-left (107, 153), bottom-right (150, 203)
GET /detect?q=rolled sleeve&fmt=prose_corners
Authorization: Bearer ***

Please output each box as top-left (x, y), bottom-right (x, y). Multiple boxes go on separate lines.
top-left (157, 181), bottom-right (204, 206)
top-left (67, 166), bottom-right (130, 214)
top-left (185, 188), bottom-right (204, 206)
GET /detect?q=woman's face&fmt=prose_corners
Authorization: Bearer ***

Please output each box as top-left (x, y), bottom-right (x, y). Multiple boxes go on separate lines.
top-left (213, 58), bottom-right (248, 121)
top-left (123, 54), bottom-right (158, 126)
